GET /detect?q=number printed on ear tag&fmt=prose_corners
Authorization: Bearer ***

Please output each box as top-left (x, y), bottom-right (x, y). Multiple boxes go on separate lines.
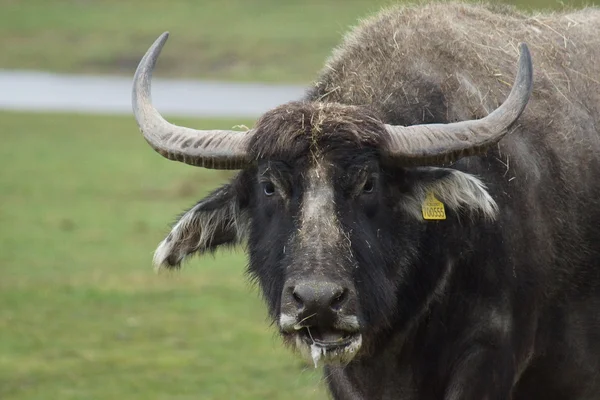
top-left (422, 192), bottom-right (446, 220)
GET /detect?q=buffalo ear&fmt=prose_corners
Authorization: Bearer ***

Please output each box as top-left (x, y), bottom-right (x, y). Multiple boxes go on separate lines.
top-left (399, 167), bottom-right (499, 221)
top-left (153, 183), bottom-right (249, 269)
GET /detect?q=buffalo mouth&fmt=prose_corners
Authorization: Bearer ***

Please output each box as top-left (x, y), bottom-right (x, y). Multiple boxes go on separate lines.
top-left (286, 327), bottom-right (362, 367)
top-left (279, 313), bottom-right (363, 367)
top-left (297, 327), bottom-right (356, 349)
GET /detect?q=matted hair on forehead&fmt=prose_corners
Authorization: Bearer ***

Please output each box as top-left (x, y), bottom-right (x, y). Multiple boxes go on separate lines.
top-left (248, 101), bottom-right (388, 161)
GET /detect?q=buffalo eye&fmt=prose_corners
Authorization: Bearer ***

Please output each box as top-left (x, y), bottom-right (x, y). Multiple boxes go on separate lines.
top-left (263, 181), bottom-right (276, 197)
top-left (362, 177), bottom-right (376, 194)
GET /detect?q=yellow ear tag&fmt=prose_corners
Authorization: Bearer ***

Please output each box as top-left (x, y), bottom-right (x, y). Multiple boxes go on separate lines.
top-left (422, 192), bottom-right (446, 220)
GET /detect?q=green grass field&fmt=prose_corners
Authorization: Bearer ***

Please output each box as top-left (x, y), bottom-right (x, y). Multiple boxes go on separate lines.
top-left (1, 0), bottom-right (599, 83)
top-left (0, 111), bottom-right (328, 399)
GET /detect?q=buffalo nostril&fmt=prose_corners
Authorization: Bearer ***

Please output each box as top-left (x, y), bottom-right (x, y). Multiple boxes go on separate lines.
top-left (289, 281), bottom-right (349, 314)
top-left (330, 288), bottom-right (349, 310)
top-left (292, 288), bottom-right (304, 308)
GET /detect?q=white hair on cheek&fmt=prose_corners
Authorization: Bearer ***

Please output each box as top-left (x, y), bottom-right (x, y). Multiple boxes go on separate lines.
top-left (401, 169), bottom-right (498, 221)
top-left (153, 200), bottom-right (249, 270)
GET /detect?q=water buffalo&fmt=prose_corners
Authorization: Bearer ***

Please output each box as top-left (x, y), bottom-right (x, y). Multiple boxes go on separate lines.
top-left (131, 2), bottom-right (600, 399)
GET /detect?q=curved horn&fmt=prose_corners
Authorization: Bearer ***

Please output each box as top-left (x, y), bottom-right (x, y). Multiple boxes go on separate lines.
top-left (132, 32), bottom-right (254, 170)
top-left (383, 43), bottom-right (533, 166)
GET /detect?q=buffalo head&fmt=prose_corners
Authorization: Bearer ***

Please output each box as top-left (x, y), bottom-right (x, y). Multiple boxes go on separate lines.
top-left (131, 33), bottom-right (532, 366)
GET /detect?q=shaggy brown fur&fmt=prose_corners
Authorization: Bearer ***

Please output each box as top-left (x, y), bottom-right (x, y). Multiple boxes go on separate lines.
top-left (248, 101), bottom-right (388, 161)
top-left (310, 2), bottom-right (600, 131)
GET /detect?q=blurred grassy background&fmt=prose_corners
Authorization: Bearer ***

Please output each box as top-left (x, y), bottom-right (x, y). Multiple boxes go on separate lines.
top-left (1, 0), bottom-right (598, 83)
top-left (1, 1), bottom-right (599, 399)
top-left (0, 112), bottom-right (326, 399)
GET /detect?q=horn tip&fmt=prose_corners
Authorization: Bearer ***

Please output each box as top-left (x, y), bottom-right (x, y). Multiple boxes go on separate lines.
top-left (156, 32), bottom-right (170, 47)
top-left (517, 42), bottom-right (533, 88)
top-left (518, 42), bottom-right (531, 58)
